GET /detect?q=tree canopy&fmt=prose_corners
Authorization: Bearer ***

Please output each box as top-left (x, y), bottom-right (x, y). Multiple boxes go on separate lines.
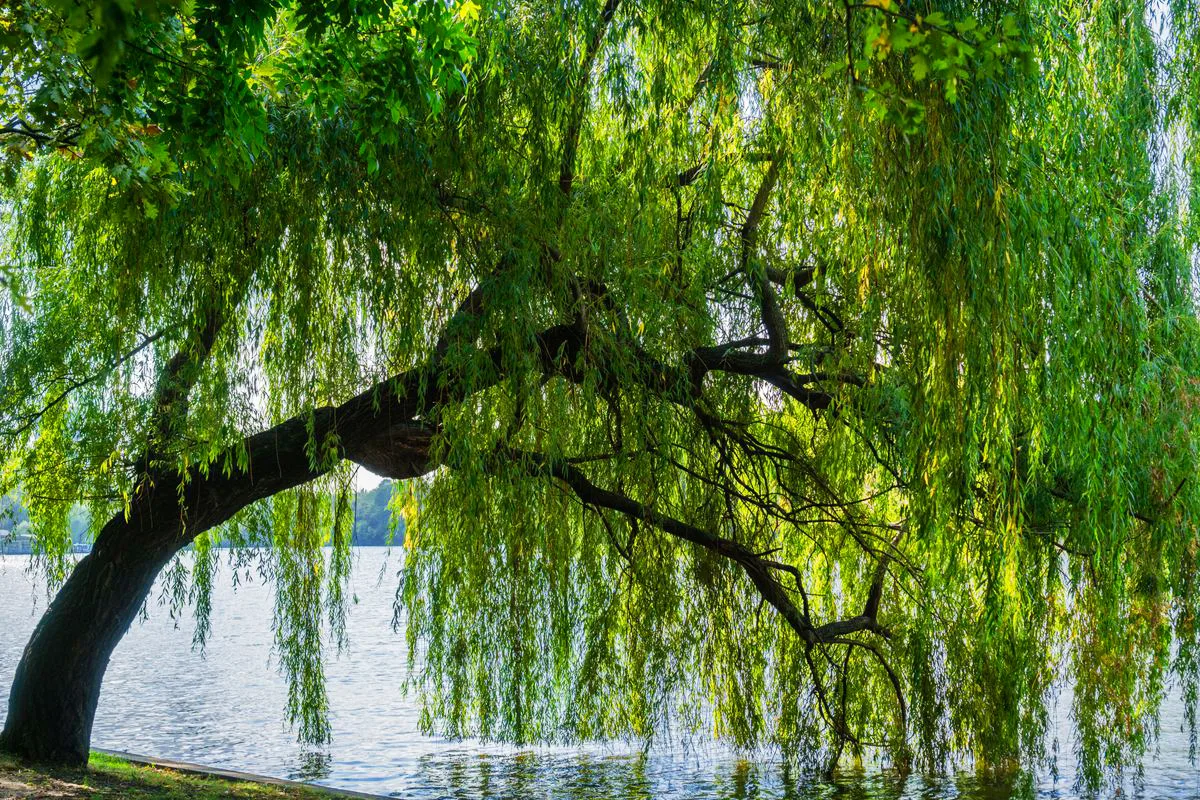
top-left (2, 0), bottom-right (1200, 788)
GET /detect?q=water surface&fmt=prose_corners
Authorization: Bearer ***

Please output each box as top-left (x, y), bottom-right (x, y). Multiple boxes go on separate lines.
top-left (2, 550), bottom-right (1198, 798)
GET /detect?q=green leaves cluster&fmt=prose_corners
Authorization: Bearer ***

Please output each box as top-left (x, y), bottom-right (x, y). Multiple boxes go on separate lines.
top-left (838, 1), bottom-right (1032, 131)
top-left (0, 0), bottom-right (477, 196)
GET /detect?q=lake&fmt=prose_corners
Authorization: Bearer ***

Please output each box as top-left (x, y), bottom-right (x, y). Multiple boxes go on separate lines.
top-left (2, 549), bottom-right (1199, 799)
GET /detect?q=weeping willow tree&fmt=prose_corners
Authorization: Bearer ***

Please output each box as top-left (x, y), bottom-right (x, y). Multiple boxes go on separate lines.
top-left (1, 0), bottom-right (1199, 789)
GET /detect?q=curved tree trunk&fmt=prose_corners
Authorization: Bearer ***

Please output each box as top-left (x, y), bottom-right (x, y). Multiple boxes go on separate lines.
top-left (0, 324), bottom-right (573, 765)
top-left (0, 423), bottom-right (332, 765)
top-left (0, 523), bottom-right (181, 764)
top-left (0, 418), bottom-right (332, 765)
top-left (0, 413), bottom-right (442, 765)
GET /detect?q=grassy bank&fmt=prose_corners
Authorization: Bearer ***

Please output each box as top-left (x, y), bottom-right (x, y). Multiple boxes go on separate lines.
top-left (0, 751), bottom-right (361, 799)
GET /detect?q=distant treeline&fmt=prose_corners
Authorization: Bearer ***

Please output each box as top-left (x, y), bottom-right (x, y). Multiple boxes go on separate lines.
top-left (1, 482), bottom-right (405, 548)
top-left (0, 496), bottom-right (90, 543)
top-left (349, 480), bottom-right (406, 546)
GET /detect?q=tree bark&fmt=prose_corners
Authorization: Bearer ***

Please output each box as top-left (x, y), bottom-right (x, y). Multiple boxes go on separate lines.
top-left (0, 366), bottom-right (463, 764)
top-left (0, 405), bottom-right (357, 764)
top-left (0, 520), bottom-right (181, 764)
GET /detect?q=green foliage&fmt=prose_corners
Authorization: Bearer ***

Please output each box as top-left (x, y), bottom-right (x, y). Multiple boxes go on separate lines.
top-left (0, 0), bottom-right (476, 195)
top-left (2, 0), bottom-right (1199, 790)
top-left (834, 2), bottom-right (1033, 131)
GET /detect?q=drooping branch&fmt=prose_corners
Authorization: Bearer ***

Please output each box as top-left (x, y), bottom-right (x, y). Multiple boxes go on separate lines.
top-left (740, 158), bottom-right (789, 362)
top-left (499, 448), bottom-right (893, 646)
top-left (827, 635), bottom-right (908, 733)
top-left (558, 0), bottom-right (621, 201)
top-left (467, 446), bottom-right (905, 747)
top-left (2, 330), bottom-right (167, 439)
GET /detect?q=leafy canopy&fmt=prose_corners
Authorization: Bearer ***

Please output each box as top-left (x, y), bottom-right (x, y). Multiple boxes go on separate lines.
top-left (2, 0), bottom-right (1200, 789)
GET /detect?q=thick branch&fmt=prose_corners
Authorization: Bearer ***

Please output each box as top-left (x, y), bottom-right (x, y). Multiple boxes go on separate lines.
top-left (558, 0), bottom-right (621, 200)
top-left (104, 321), bottom-right (584, 553)
top-left (740, 159), bottom-right (789, 362)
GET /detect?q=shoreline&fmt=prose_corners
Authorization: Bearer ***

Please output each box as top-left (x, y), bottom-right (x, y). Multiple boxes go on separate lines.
top-left (0, 750), bottom-right (384, 799)
top-left (91, 749), bottom-right (388, 799)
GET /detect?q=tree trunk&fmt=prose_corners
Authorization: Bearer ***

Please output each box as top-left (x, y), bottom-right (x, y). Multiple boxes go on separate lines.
top-left (0, 521), bottom-right (181, 765)
top-left (0, 414), bottom-right (442, 765)
top-left (0, 324), bottom-right (569, 765)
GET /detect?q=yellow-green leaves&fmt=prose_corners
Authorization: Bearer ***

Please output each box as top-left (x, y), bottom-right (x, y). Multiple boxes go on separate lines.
top-left (1, 0), bottom-right (1199, 787)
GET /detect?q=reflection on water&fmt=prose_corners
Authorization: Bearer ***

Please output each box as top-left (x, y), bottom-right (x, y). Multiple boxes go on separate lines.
top-left (329, 753), bottom-right (1041, 799)
top-left (2, 550), bottom-right (1199, 798)
top-left (291, 749), bottom-right (334, 782)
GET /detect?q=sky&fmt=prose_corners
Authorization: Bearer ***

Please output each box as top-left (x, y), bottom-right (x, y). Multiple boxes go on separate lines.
top-left (353, 467), bottom-right (386, 492)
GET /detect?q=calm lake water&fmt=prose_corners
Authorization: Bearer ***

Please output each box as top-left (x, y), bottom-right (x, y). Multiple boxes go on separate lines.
top-left (1, 549), bottom-right (1199, 799)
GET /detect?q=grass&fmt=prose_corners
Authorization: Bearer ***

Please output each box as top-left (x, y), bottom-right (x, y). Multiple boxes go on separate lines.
top-left (0, 751), bottom-right (361, 799)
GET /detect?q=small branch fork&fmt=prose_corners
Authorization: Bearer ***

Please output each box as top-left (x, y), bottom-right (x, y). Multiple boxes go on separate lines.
top-left (481, 446), bottom-right (907, 749)
top-left (0, 118), bottom-right (82, 149)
